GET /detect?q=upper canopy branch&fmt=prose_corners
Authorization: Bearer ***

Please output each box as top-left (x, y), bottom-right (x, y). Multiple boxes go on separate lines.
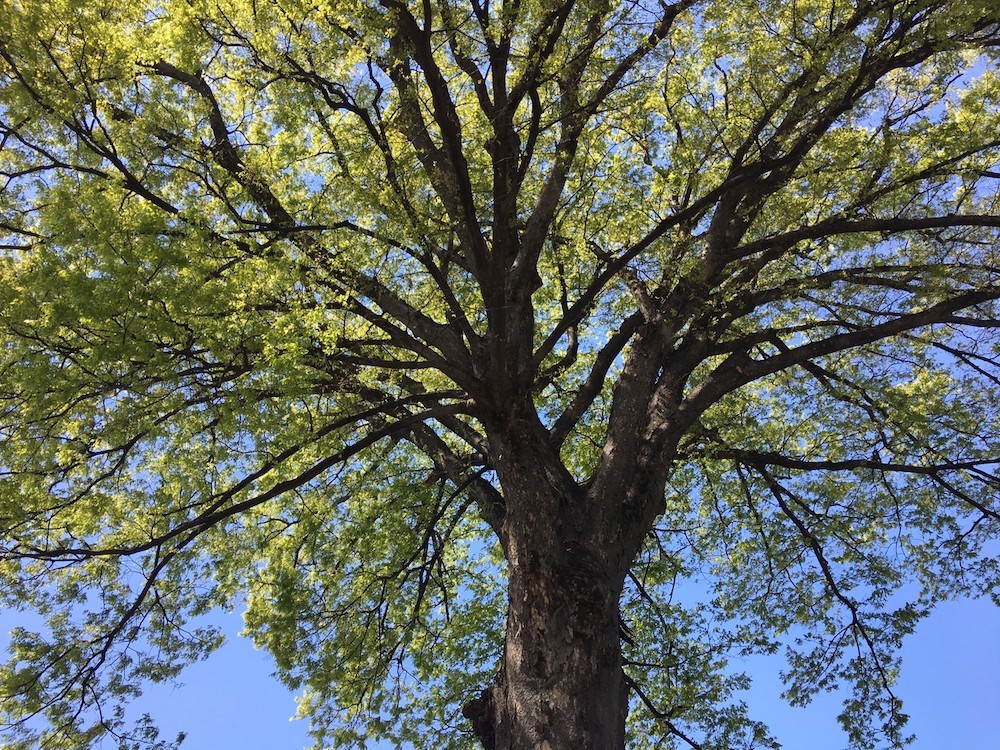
top-left (714, 449), bottom-right (999, 486)
top-left (679, 289), bottom-right (1000, 423)
top-left (515, 0), bottom-right (696, 282)
top-left (146, 58), bottom-right (478, 387)
top-left (379, 1), bottom-right (493, 282)
top-left (729, 214), bottom-right (1000, 264)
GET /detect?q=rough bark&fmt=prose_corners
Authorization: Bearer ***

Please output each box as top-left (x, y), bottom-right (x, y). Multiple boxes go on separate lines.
top-left (464, 522), bottom-right (628, 749)
top-left (489, 541), bottom-right (628, 750)
top-left (465, 406), bottom-right (631, 749)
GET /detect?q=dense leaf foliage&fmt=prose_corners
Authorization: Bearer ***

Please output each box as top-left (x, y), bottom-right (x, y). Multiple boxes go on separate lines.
top-left (1, 0), bottom-right (998, 748)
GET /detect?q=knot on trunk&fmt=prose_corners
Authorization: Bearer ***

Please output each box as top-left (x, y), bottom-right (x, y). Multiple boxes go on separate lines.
top-left (461, 686), bottom-right (496, 749)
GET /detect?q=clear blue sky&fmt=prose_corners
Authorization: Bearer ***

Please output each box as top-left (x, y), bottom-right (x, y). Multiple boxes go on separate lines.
top-left (106, 594), bottom-right (999, 750)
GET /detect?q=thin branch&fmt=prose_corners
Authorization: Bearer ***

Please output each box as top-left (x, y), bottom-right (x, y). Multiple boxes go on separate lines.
top-left (9, 401), bottom-right (468, 562)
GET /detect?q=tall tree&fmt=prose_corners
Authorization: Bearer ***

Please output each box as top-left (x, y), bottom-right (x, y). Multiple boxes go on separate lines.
top-left (1, 1), bottom-right (998, 748)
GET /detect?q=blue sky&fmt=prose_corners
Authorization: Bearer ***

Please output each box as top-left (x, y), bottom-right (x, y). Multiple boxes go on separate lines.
top-left (112, 594), bottom-right (1000, 750)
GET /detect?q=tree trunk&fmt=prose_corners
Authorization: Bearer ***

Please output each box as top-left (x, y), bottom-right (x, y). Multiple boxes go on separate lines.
top-left (510, 549), bottom-right (628, 749)
top-left (464, 407), bottom-right (630, 749)
top-left (464, 542), bottom-right (627, 750)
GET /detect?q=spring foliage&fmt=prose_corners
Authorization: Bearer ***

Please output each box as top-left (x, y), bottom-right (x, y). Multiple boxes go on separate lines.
top-left (0, 0), bottom-right (998, 748)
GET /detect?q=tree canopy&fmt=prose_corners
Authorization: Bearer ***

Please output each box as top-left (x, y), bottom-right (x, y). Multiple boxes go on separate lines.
top-left (0, 0), bottom-right (998, 748)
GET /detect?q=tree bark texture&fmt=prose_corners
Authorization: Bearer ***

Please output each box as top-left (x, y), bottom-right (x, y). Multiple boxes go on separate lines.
top-left (495, 546), bottom-right (627, 749)
top-left (464, 409), bottom-right (631, 749)
top-left (464, 533), bottom-right (628, 749)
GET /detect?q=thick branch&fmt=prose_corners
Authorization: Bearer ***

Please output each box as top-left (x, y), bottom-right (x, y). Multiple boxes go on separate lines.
top-left (550, 311), bottom-right (644, 446)
top-left (680, 289), bottom-right (1000, 420)
top-left (731, 214), bottom-right (1000, 263)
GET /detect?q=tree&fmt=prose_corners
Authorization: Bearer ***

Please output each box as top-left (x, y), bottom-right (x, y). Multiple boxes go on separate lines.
top-left (0, 0), bottom-right (997, 747)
